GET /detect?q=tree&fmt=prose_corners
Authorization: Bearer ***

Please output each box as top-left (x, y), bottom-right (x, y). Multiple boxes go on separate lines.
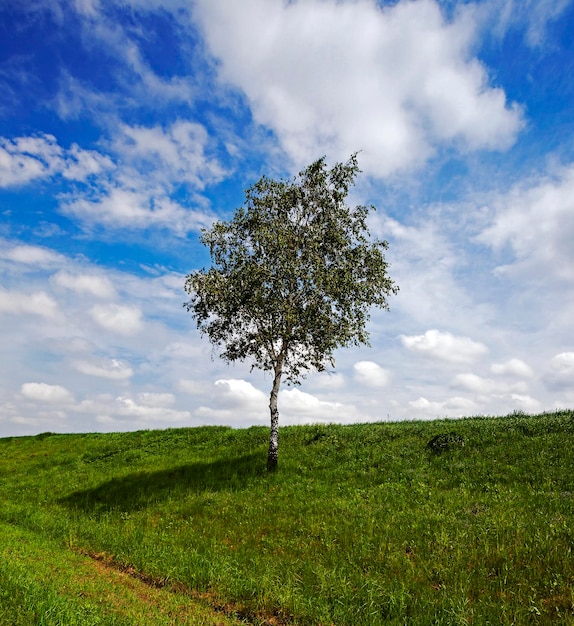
top-left (184, 154), bottom-right (398, 471)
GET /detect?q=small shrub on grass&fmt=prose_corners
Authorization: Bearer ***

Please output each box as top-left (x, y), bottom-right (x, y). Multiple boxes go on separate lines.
top-left (35, 432), bottom-right (56, 441)
top-left (426, 432), bottom-right (465, 454)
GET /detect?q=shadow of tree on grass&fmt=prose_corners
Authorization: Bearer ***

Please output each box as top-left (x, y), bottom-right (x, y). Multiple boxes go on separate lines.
top-left (59, 452), bottom-right (264, 514)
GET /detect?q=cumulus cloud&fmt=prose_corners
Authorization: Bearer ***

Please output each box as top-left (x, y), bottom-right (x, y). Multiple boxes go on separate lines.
top-left (409, 383), bottom-right (541, 418)
top-left (353, 361), bottom-right (390, 387)
top-left (0, 288), bottom-right (58, 318)
top-left (452, 372), bottom-right (528, 394)
top-left (89, 303), bottom-right (143, 335)
top-left (194, 379), bottom-right (268, 423)
top-left (194, 0), bottom-right (523, 176)
top-left (0, 134), bottom-right (62, 186)
top-left (370, 213), bottom-right (490, 332)
top-left (114, 396), bottom-right (190, 422)
top-left (213, 379), bottom-right (268, 409)
top-left (507, 394), bottom-right (541, 412)
top-left (21, 382), bottom-right (74, 404)
top-left (51, 271), bottom-right (116, 298)
top-left (63, 186), bottom-right (213, 234)
top-left (113, 121), bottom-right (225, 188)
top-left (70, 392), bottom-right (192, 429)
top-left (60, 119), bottom-right (222, 234)
top-left (400, 329), bottom-right (488, 363)
top-left (477, 164), bottom-right (574, 281)
top-left (544, 352), bottom-right (574, 390)
top-left (490, 358), bottom-right (534, 378)
top-left (409, 395), bottom-right (477, 417)
top-left (193, 379), bottom-right (359, 425)
top-left (0, 133), bottom-right (112, 187)
top-left (1, 244), bottom-right (65, 267)
top-left (280, 387), bottom-right (345, 417)
top-left (1, 120), bottom-right (221, 236)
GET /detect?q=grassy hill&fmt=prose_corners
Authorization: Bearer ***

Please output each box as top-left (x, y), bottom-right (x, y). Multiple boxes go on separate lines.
top-left (1, 411), bottom-right (573, 625)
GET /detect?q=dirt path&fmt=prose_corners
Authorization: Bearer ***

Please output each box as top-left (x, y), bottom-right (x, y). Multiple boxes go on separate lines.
top-left (0, 521), bottom-right (245, 625)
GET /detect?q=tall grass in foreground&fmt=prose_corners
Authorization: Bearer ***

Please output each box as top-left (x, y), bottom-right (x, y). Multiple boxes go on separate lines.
top-left (1, 411), bottom-right (573, 625)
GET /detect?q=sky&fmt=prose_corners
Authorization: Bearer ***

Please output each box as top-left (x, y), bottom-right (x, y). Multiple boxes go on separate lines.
top-left (1, 0), bottom-right (574, 437)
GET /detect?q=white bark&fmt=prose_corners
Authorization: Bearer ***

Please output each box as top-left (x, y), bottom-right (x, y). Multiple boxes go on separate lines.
top-left (267, 364), bottom-right (282, 471)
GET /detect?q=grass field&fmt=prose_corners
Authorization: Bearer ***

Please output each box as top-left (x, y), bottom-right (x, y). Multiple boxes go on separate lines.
top-left (1, 411), bottom-right (573, 625)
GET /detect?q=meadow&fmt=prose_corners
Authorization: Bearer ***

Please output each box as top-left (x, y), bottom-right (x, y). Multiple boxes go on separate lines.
top-left (0, 411), bottom-right (573, 625)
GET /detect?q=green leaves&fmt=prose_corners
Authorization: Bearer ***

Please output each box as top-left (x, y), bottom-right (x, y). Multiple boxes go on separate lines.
top-left (184, 154), bottom-right (398, 385)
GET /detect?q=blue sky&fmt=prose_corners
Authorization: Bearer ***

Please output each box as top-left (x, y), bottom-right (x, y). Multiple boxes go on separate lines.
top-left (1, 0), bottom-right (574, 436)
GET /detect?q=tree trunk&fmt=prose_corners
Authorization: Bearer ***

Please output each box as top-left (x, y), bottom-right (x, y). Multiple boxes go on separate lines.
top-left (267, 364), bottom-right (283, 472)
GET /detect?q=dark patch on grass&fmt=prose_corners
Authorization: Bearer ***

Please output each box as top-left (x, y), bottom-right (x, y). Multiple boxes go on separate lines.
top-left (59, 452), bottom-right (264, 513)
top-left (80, 448), bottom-right (125, 463)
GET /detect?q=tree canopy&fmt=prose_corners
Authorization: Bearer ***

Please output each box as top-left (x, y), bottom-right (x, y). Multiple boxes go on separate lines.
top-left (184, 154), bottom-right (398, 470)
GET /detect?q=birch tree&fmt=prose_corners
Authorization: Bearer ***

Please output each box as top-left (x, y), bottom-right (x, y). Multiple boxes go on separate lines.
top-left (184, 154), bottom-right (398, 471)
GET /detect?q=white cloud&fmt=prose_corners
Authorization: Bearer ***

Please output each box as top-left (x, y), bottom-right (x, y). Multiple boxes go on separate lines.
top-left (0, 134), bottom-right (61, 186)
top-left (490, 358), bottom-right (534, 378)
top-left (63, 120), bottom-right (223, 234)
top-left (21, 382), bottom-right (74, 404)
top-left (1, 121), bottom-right (220, 236)
top-left (488, 0), bottom-right (572, 47)
top-left (74, 358), bottom-right (133, 380)
top-left (63, 186), bottom-right (213, 234)
top-left (89, 303), bottom-right (143, 335)
top-left (1, 244), bottom-right (65, 267)
top-left (280, 387), bottom-right (342, 413)
top-left (194, 379), bottom-right (268, 424)
top-left (62, 123), bottom-right (222, 234)
top-left (353, 361), bottom-right (390, 387)
top-left (0, 289), bottom-right (58, 318)
top-left (113, 121), bottom-right (225, 188)
top-left (75, 393), bottom-right (191, 426)
top-left (63, 142), bottom-right (114, 179)
top-left (544, 352), bottom-right (574, 390)
top-left (0, 133), bottom-right (112, 187)
top-left (213, 378), bottom-right (268, 409)
top-left (400, 329), bottom-right (488, 363)
top-left (114, 395), bottom-right (190, 422)
top-left (452, 372), bottom-right (528, 394)
top-left (192, 379), bottom-right (360, 425)
top-left (194, 0), bottom-right (523, 177)
top-left (477, 164), bottom-right (574, 281)
top-left (507, 394), bottom-right (541, 413)
top-left (371, 213), bottom-right (490, 332)
top-left (279, 388), bottom-right (355, 423)
top-left (408, 395), bottom-right (478, 417)
top-left (51, 271), bottom-right (116, 298)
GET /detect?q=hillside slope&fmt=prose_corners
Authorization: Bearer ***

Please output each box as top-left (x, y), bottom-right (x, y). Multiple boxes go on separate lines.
top-left (1, 412), bottom-right (573, 625)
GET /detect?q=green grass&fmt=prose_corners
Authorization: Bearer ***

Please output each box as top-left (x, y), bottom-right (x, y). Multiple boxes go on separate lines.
top-left (1, 412), bottom-right (573, 624)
